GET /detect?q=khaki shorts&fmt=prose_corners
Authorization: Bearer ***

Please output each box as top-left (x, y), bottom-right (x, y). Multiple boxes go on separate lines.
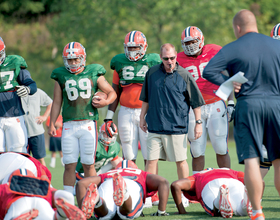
top-left (147, 133), bottom-right (188, 162)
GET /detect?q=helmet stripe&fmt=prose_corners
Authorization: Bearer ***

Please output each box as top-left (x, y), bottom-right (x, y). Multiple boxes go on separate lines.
top-left (129, 31), bottom-right (136, 42)
top-left (274, 23), bottom-right (280, 36)
top-left (186, 26), bottom-right (191, 38)
top-left (69, 42), bottom-right (75, 55)
top-left (20, 168), bottom-right (27, 175)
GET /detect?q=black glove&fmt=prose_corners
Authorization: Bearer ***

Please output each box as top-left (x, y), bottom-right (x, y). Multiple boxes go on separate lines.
top-left (103, 119), bottom-right (117, 138)
top-left (222, 103), bottom-right (235, 122)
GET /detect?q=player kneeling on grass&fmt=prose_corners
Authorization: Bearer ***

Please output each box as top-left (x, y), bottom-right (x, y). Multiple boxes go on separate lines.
top-left (76, 160), bottom-right (170, 219)
top-left (1, 168), bottom-right (86, 220)
top-left (171, 168), bottom-right (257, 218)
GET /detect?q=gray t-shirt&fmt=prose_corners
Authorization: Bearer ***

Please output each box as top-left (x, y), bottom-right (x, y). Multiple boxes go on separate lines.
top-left (21, 88), bottom-right (52, 137)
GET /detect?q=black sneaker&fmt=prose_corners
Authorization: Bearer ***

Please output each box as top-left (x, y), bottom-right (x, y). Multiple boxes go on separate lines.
top-left (151, 212), bottom-right (169, 216)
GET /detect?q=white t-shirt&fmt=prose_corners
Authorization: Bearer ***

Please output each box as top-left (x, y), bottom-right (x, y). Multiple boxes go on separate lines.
top-left (21, 88), bottom-right (52, 137)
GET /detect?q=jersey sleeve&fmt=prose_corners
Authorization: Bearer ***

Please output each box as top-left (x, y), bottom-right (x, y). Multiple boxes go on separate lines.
top-left (95, 64), bottom-right (106, 76)
top-left (112, 70), bottom-right (120, 85)
top-left (110, 56), bottom-right (117, 70)
top-left (16, 55), bottom-right (28, 69)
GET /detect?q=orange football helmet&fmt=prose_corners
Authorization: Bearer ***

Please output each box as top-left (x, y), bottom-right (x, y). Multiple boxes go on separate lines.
top-left (124, 31), bottom-right (148, 61)
top-left (0, 37), bottom-right (6, 65)
top-left (271, 23), bottom-right (280, 40)
top-left (181, 26), bottom-right (204, 56)
top-left (115, 160), bottom-right (138, 169)
top-left (99, 123), bottom-right (118, 146)
top-left (62, 42), bottom-right (86, 73)
top-left (8, 168), bottom-right (35, 183)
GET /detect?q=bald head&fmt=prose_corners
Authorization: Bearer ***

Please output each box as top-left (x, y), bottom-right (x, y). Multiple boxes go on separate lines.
top-left (233, 9), bottom-right (258, 38)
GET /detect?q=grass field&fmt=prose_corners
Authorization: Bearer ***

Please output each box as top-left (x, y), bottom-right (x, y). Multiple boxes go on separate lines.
top-left (45, 141), bottom-right (279, 220)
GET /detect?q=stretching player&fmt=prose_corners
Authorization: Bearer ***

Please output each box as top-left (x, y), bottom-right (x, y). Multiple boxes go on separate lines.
top-left (171, 168), bottom-right (255, 218)
top-left (177, 26), bottom-right (232, 174)
top-left (0, 168), bottom-right (85, 220)
top-left (0, 36), bottom-right (37, 153)
top-left (76, 160), bottom-right (170, 219)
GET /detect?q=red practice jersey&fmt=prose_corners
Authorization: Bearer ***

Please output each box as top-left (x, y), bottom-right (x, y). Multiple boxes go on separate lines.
top-left (183, 168), bottom-right (244, 215)
top-left (177, 44), bottom-right (222, 104)
top-left (99, 168), bottom-right (150, 202)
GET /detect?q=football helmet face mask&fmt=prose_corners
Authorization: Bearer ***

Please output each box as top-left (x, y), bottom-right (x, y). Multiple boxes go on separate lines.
top-left (271, 23), bottom-right (280, 40)
top-left (115, 160), bottom-right (138, 169)
top-left (181, 26), bottom-right (204, 56)
top-left (0, 37), bottom-right (6, 65)
top-left (99, 123), bottom-right (118, 146)
top-left (62, 42), bottom-right (86, 73)
top-left (124, 31), bottom-right (148, 61)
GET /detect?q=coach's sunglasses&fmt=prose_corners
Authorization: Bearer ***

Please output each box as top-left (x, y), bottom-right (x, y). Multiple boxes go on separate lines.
top-left (162, 56), bottom-right (176, 61)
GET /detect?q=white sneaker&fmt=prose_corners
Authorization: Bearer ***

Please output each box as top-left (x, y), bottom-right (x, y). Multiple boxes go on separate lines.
top-left (49, 158), bottom-right (56, 168)
top-left (61, 158), bottom-right (64, 166)
top-left (181, 193), bottom-right (189, 208)
top-left (143, 197), bottom-right (152, 208)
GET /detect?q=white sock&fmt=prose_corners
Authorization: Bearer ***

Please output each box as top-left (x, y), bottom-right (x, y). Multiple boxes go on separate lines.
top-left (252, 209), bottom-right (262, 216)
top-left (63, 185), bottom-right (74, 195)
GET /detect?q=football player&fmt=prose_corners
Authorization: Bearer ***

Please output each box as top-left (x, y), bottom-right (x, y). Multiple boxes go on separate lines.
top-left (177, 26), bottom-right (232, 174)
top-left (48, 42), bottom-right (117, 195)
top-left (1, 168), bottom-right (85, 220)
top-left (104, 31), bottom-right (161, 164)
top-left (76, 160), bottom-right (170, 219)
top-left (0, 151), bottom-right (51, 184)
top-left (75, 123), bottom-right (122, 178)
top-left (0, 36), bottom-right (37, 153)
top-left (171, 168), bottom-right (255, 218)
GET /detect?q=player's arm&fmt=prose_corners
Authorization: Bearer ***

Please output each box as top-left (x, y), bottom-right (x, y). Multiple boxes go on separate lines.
top-left (48, 81), bottom-right (62, 137)
top-left (193, 107), bottom-right (202, 140)
top-left (17, 69), bottom-right (37, 96)
top-left (146, 173), bottom-right (169, 215)
top-left (140, 101), bottom-right (149, 133)
top-left (170, 177), bottom-right (195, 214)
top-left (76, 176), bottom-right (101, 208)
top-left (93, 76), bottom-right (117, 108)
top-left (110, 156), bottom-right (123, 169)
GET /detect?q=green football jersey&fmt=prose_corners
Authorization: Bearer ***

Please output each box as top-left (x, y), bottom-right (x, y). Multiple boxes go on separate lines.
top-left (0, 55), bottom-right (28, 92)
top-left (110, 53), bottom-right (161, 85)
top-left (51, 64), bottom-right (106, 122)
top-left (76, 141), bottom-right (121, 173)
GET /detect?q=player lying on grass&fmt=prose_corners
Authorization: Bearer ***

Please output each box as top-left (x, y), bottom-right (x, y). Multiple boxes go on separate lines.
top-left (76, 160), bottom-right (169, 219)
top-left (0, 168), bottom-right (86, 220)
top-left (171, 168), bottom-right (258, 218)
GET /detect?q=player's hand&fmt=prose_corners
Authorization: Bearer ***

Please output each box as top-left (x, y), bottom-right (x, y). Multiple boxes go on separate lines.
top-left (16, 86), bottom-right (30, 98)
top-left (222, 102), bottom-right (235, 122)
top-left (194, 124), bottom-right (202, 140)
top-left (92, 96), bottom-right (108, 108)
top-left (103, 119), bottom-right (117, 138)
top-left (35, 116), bottom-right (47, 125)
top-left (48, 124), bottom-right (57, 137)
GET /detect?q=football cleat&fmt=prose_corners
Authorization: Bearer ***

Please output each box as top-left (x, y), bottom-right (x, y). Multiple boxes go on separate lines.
top-left (13, 209), bottom-right (39, 220)
top-left (143, 197), bottom-right (152, 208)
top-left (181, 193), bottom-right (189, 208)
top-left (55, 198), bottom-right (86, 220)
top-left (81, 183), bottom-right (99, 219)
top-left (219, 184), bottom-right (233, 218)
top-left (150, 211), bottom-right (169, 216)
top-left (113, 172), bottom-right (127, 206)
top-left (242, 186), bottom-right (252, 217)
top-left (251, 212), bottom-right (265, 220)
top-left (152, 193), bottom-right (159, 206)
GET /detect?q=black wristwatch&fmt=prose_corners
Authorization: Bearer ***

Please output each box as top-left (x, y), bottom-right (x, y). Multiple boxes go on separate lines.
top-left (196, 119), bottom-right (203, 124)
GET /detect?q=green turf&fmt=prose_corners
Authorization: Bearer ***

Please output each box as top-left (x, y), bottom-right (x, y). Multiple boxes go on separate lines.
top-left (44, 141), bottom-right (279, 219)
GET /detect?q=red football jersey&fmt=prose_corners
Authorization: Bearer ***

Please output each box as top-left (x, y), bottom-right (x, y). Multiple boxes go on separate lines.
top-left (99, 168), bottom-right (149, 201)
top-left (183, 168), bottom-right (244, 216)
top-left (177, 44), bottom-right (222, 104)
